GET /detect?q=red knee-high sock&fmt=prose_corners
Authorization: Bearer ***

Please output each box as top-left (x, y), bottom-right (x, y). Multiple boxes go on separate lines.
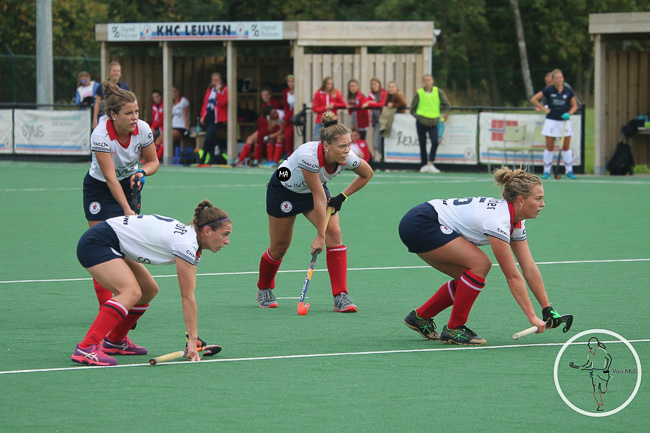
top-left (257, 249), bottom-right (282, 290)
top-left (106, 304), bottom-right (149, 343)
top-left (266, 143), bottom-right (275, 161)
top-left (93, 278), bottom-right (113, 307)
top-left (326, 246), bottom-right (348, 296)
top-left (254, 142), bottom-right (264, 161)
top-left (80, 300), bottom-right (128, 348)
top-left (416, 280), bottom-right (457, 318)
top-left (447, 270), bottom-right (485, 329)
top-left (238, 143), bottom-right (253, 162)
top-left (273, 143), bottom-right (284, 162)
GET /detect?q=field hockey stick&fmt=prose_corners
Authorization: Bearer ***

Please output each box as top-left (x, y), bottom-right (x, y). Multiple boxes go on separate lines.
top-left (297, 206), bottom-right (334, 316)
top-left (149, 344), bottom-right (222, 365)
top-left (554, 120), bottom-right (567, 180)
top-left (130, 176), bottom-right (141, 215)
top-left (512, 314), bottom-right (573, 340)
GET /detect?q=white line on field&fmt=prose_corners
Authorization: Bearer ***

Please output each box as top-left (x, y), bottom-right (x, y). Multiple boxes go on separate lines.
top-left (1, 258), bottom-right (649, 285)
top-left (1, 339), bottom-right (647, 376)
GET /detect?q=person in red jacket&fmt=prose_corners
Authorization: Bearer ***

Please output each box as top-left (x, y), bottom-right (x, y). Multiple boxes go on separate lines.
top-left (350, 128), bottom-right (371, 162)
top-left (312, 76), bottom-right (346, 141)
top-left (149, 89), bottom-right (164, 160)
top-left (347, 79), bottom-right (370, 140)
top-left (362, 77), bottom-right (387, 161)
top-left (199, 73), bottom-right (228, 165)
top-left (281, 75), bottom-right (296, 159)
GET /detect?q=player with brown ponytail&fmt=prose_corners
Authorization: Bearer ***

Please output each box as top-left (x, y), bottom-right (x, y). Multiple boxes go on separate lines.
top-left (72, 200), bottom-right (231, 366)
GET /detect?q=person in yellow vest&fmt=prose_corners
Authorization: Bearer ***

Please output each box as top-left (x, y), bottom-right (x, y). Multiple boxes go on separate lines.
top-left (410, 74), bottom-right (451, 173)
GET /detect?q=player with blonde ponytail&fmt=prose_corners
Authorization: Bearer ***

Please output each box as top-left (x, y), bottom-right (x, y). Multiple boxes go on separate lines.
top-left (399, 167), bottom-right (570, 345)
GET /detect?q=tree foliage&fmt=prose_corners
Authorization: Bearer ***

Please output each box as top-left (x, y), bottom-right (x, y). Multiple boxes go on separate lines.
top-left (1, 0), bottom-right (648, 104)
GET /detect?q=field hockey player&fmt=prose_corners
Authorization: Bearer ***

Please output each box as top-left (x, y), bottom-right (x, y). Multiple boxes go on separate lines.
top-left (71, 200), bottom-right (231, 366)
top-left (399, 167), bottom-right (569, 345)
top-left (256, 111), bottom-right (373, 312)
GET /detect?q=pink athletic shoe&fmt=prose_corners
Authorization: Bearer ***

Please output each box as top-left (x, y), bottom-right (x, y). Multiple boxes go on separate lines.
top-left (101, 337), bottom-right (148, 355)
top-left (71, 344), bottom-right (118, 366)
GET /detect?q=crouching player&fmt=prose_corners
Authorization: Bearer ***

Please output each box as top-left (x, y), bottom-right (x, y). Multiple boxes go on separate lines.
top-left (71, 200), bottom-right (231, 366)
top-left (399, 167), bottom-right (567, 345)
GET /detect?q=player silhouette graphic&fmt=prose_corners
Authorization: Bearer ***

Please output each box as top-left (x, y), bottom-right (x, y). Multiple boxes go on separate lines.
top-left (569, 337), bottom-right (613, 412)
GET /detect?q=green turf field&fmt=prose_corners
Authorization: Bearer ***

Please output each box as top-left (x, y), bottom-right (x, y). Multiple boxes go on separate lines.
top-left (1, 162), bottom-right (648, 432)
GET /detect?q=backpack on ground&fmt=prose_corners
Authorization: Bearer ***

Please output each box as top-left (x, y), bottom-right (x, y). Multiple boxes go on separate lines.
top-left (606, 141), bottom-right (634, 175)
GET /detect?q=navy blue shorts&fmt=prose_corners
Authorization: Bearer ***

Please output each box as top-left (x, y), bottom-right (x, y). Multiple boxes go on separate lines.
top-left (82, 172), bottom-right (140, 221)
top-left (398, 203), bottom-right (461, 253)
top-left (266, 173), bottom-right (330, 218)
top-left (77, 221), bottom-right (124, 268)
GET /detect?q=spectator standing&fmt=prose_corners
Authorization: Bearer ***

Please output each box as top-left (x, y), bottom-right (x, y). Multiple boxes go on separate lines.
top-left (75, 71), bottom-right (103, 130)
top-left (107, 61), bottom-right (130, 91)
top-left (312, 77), bottom-right (346, 141)
top-left (199, 73), bottom-right (228, 165)
top-left (410, 74), bottom-right (451, 173)
top-left (362, 78), bottom-right (387, 161)
top-left (347, 79), bottom-right (370, 140)
top-left (149, 90), bottom-right (164, 160)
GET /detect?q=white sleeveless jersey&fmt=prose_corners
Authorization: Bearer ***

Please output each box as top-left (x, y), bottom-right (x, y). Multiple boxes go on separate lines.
top-left (105, 214), bottom-right (201, 266)
top-left (277, 141), bottom-right (361, 194)
top-left (89, 119), bottom-right (154, 182)
top-left (429, 197), bottom-right (526, 245)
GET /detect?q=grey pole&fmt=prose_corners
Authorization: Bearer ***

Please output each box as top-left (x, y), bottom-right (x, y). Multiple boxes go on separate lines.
top-left (36, 0), bottom-right (53, 106)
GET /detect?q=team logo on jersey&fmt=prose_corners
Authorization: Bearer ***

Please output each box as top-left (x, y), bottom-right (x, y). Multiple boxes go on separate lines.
top-left (135, 143), bottom-right (142, 153)
top-left (351, 160), bottom-right (359, 168)
top-left (280, 201), bottom-right (293, 213)
top-left (89, 202), bottom-right (101, 215)
top-left (440, 225), bottom-right (453, 235)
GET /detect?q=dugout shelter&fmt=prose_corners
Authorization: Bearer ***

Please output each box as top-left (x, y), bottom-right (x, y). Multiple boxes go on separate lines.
top-left (589, 12), bottom-right (650, 174)
top-left (94, 21), bottom-right (438, 164)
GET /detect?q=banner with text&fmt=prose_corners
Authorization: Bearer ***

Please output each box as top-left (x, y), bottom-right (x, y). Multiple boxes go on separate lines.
top-left (107, 22), bottom-right (283, 41)
top-left (479, 112), bottom-right (582, 166)
top-left (0, 110), bottom-right (12, 154)
top-left (384, 113), bottom-right (478, 165)
top-left (13, 110), bottom-right (91, 155)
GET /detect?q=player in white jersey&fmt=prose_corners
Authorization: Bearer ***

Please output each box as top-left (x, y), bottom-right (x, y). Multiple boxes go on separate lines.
top-left (82, 81), bottom-right (160, 308)
top-left (258, 111), bottom-right (373, 312)
top-left (72, 200), bottom-right (231, 366)
top-left (399, 167), bottom-right (568, 345)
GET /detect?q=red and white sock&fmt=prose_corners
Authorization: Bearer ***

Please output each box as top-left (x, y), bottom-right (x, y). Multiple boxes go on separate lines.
top-left (416, 279), bottom-right (457, 318)
top-left (254, 141), bottom-right (264, 162)
top-left (80, 299), bottom-right (128, 348)
top-left (257, 249), bottom-right (282, 290)
top-left (447, 270), bottom-right (485, 329)
top-left (327, 246), bottom-right (348, 297)
top-left (93, 278), bottom-right (113, 307)
top-left (106, 304), bottom-right (149, 343)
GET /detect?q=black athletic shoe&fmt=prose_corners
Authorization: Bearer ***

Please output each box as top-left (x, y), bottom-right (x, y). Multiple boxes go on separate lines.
top-left (440, 325), bottom-right (486, 346)
top-left (403, 310), bottom-right (439, 340)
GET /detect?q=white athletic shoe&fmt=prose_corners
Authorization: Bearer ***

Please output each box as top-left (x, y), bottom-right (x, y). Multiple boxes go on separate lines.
top-left (420, 164), bottom-right (440, 173)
